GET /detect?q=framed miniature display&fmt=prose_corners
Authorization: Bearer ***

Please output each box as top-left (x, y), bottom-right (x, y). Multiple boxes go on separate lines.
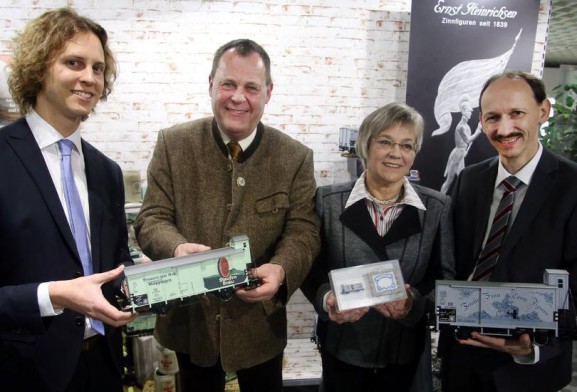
top-left (329, 259), bottom-right (407, 311)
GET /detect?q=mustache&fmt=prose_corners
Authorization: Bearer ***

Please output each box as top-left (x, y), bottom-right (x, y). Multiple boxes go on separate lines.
top-left (494, 132), bottom-right (522, 141)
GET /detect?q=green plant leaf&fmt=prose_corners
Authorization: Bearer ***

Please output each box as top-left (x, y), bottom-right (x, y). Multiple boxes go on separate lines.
top-left (540, 77), bottom-right (577, 162)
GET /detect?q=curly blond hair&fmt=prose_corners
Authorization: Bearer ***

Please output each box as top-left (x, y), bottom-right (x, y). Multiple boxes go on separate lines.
top-left (8, 8), bottom-right (117, 115)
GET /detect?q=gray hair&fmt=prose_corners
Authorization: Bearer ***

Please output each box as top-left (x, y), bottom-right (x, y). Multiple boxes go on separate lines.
top-left (209, 39), bottom-right (272, 86)
top-left (356, 102), bottom-right (424, 168)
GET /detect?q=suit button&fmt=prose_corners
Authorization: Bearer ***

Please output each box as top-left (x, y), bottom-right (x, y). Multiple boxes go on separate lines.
top-left (75, 317), bottom-right (84, 326)
top-left (226, 164), bottom-right (233, 172)
top-left (236, 177), bottom-right (245, 187)
top-left (226, 204), bottom-right (232, 211)
top-left (215, 314), bottom-right (221, 322)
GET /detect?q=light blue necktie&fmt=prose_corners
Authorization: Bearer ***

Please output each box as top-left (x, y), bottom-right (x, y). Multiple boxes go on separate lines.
top-left (58, 139), bottom-right (105, 335)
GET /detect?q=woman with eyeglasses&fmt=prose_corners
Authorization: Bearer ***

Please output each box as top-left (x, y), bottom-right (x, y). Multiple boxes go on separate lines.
top-left (302, 102), bottom-right (455, 392)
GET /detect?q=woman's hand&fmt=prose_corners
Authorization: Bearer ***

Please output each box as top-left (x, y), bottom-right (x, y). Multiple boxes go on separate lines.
top-left (372, 284), bottom-right (413, 320)
top-left (326, 291), bottom-right (369, 324)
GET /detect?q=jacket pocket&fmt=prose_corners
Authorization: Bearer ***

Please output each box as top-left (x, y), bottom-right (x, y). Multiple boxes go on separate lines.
top-left (261, 298), bottom-right (284, 316)
top-left (255, 192), bottom-right (289, 215)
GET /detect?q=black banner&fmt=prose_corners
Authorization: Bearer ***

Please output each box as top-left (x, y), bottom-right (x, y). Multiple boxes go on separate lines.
top-left (406, 0), bottom-right (541, 192)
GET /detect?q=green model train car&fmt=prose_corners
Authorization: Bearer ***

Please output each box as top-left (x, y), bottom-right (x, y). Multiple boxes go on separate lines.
top-left (124, 235), bottom-right (256, 314)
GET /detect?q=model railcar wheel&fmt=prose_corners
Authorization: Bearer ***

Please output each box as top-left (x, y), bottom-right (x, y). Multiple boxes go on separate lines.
top-left (533, 331), bottom-right (550, 346)
top-left (454, 327), bottom-right (473, 340)
top-left (152, 303), bottom-right (170, 315)
top-left (218, 287), bottom-right (234, 301)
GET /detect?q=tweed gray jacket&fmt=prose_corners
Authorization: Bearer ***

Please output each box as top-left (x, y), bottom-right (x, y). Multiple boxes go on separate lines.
top-left (134, 117), bottom-right (320, 372)
top-left (302, 181), bottom-right (455, 368)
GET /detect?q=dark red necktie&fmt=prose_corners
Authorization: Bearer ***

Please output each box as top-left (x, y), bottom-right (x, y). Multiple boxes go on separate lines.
top-left (472, 176), bottom-right (522, 281)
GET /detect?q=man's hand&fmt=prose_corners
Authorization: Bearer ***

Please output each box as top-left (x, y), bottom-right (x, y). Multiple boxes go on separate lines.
top-left (372, 284), bottom-right (413, 320)
top-left (49, 265), bottom-right (137, 327)
top-left (326, 291), bottom-right (369, 324)
top-left (235, 263), bottom-right (285, 302)
top-left (173, 242), bottom-right (211, 257)
top-left (458, 331), bottom-right (534, 357)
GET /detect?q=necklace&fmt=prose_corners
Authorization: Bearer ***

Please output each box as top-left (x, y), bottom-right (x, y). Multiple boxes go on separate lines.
top-left (366, 192), bottom-right (400, 206)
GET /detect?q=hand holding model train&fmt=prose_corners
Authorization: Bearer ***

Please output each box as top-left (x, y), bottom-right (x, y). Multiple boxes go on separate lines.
top-left (235, 263), bottom-right (286, 302)
top-left (174, 242), bottom-right (211, 257)
top-left (457, 331), bottom-right (534, 358)
top-left (50, 264), bottom-right (137, 327)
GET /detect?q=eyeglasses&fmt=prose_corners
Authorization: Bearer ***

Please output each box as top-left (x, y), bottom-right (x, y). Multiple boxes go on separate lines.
top-left (371, 138), bottom-right (418, 153)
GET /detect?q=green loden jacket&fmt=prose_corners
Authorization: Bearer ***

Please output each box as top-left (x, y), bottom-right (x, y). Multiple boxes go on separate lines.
top-left (134, 117), bottom-right (320, 372)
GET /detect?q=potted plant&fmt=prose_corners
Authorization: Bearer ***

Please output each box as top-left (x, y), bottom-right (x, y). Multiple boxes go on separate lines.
top-left (541, 78), bottom-right (577, 162)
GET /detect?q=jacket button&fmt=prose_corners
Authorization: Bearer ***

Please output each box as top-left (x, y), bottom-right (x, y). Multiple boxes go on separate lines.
top-left (215, 314), bottom-right (221, 322)
top-left (236, 177), bottom-right (245, 187)
top-left (75, 317), bottom-right (84, 326)
top-left (226, 204), bottom-right (232, 211)
top-left (226, 164), bottom-right (233, 172)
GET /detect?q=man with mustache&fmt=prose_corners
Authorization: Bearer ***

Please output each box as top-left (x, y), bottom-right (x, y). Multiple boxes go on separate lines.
top-left (439, 71), bottom-right (577, 392)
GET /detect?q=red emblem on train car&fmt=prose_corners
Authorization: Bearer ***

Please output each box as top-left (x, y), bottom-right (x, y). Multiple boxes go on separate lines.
top-left (218, 257), bottom-right (230, 278)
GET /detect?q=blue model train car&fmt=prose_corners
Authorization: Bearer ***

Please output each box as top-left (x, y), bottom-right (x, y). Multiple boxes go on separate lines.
top-left (124, 235), bottom-right (257, 314)
top-left (435, 269), bottom-right (576, 343)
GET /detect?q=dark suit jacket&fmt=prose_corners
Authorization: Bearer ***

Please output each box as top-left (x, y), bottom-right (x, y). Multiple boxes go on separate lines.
top-left (439, 148), bottom-right (577, 392)
top-left (0, 118), bottom-right (131, 392)
top-left (302, 181), bottom-right (455, 368)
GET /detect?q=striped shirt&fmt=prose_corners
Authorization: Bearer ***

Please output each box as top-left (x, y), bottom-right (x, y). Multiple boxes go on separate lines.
top-left (345, 171), bottom-right (426, 237)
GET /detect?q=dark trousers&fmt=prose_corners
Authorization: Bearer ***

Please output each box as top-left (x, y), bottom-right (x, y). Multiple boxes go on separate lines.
top-left (65, 336), bottom-right (123, 392)
top-left (441, 341), bottom-right (504, 392)
top-left (320, 348), bottom-right (417, 392)
top-left (176, 352), bottom-right (283, 392)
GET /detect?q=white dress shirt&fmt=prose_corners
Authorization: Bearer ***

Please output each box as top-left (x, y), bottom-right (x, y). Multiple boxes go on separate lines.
top-left (481, 143), bottom-right (543, 248)
top-left (481, 143), bottom-right (543, 365)
top-left (219, 128), bottom-right (257, 156)
top-left (27, 112), bottom-right (91, 322)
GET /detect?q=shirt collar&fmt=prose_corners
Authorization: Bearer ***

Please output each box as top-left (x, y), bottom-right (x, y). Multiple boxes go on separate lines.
top-left (26, 110), bottom-right (83, 152)
top-left (495, 142), bottom-right (542, 189)
top-left (219, 128), bottom-right (257, 152)
top-left (345, 171), bottom-right (426, 211)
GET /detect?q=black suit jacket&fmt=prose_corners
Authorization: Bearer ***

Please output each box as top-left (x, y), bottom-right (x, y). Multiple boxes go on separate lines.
top-left (0, 118), bottom-right (131, 392)
top-left (439, 147), bottom-right (577, 392)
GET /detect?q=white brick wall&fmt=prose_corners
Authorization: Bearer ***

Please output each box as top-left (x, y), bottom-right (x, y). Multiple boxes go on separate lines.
top-left (286, 289), bottom-right (317, 339)
top-left (1, 0), bottom-right (551, 187)
top-left (0, 0), bottom-right (552, 338)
